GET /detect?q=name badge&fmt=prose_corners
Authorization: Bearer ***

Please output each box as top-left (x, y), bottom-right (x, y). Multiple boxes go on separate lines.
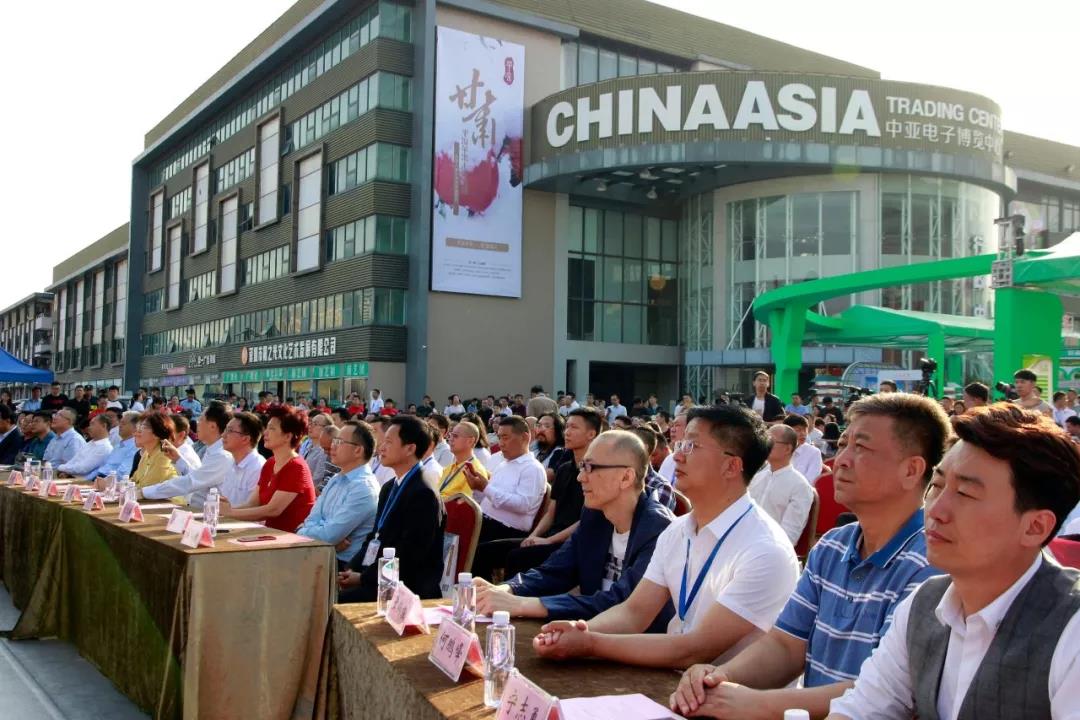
top-left (118, 500), bottom-right (144, 523)
top-left (496, 670), bottom-right (559, 720)
top-left (385, 582), bottom-right (427, 635)
top-left (82, 492), bottom-right (104, 511)
top-left (181, 520), bottom-right (214, 549)
top-left (362, 537), bottom-right (381, 568)
top-left (166, 509), bottom-right (193, 533)
top-left (428, 616), bottom-right (483, 682)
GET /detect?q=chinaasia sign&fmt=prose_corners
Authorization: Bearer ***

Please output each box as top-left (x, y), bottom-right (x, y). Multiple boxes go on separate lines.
top-left (432, 26), bottom-right (525, 298)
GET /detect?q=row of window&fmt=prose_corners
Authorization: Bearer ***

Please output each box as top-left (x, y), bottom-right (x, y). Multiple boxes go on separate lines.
top-left (187, 270), bottom-right (218, 303)
top-left (327, 143), bottom-right (411, 195)
top-left (243, 245), bottom-right (291, 286)
top-left (326, 215), bottom-right (408, 261)
top-left (731, 193), bottom-right (856, 261)
top-left (215, 147), bottom-right (256, 194)
top-left (141, 287), bottom-right (407, 356)
top-left (149, 1), bottom-right (413, 187)
top-left (169, 187), bottom-right (192, 219)
top-left (144, 288), bottom-right (164, 314)
top-left (53, 260), bottom-right (128, 371)
top-left (561, 39), bottom-right (678, 90)
top-left (567, 206), bottom-right (678, 262)
top-left (290, 71), bottom-right (412, 152)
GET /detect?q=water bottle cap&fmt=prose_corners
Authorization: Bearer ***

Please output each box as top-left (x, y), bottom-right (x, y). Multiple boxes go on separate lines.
top-left (457, 572), bottom-right (472, 583)
top-left (44, 461), bottom-right (51, 467)
top-left (492, 611), bottom-right (510, 626)
top-left (783, 711), bottom-right (811, 720)
top-left (382, 547), bottom-right (396, 558)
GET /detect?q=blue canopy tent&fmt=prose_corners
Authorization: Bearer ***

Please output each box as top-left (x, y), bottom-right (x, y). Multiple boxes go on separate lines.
top-left (0, 346), bottom-right (53, 383)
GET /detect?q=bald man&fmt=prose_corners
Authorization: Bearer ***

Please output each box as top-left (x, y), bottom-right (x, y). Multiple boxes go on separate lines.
top-left (748, 424), bottom-right (814, 543)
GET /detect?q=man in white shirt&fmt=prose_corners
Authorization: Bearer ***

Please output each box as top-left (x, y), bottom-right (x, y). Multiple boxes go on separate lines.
top-left (464, 415), bottom-right (547, 547)
top-left (443, 394), bottom-right (466, 417)
top-left (533, 405), bottom-right (799, 669)
top-left (43, 408), bottom-right (85, 467)
top-left (658, 412), bottom-right (687, 484)
top-left (828, 404), bottom-right (1080, 720)
top-left (57, 415), bottom-right (115, 478)
top-left (169, 414), bottom-right (203, 473)
top-left (105, 408), bottom-right (123, 447)
top-left (1052, 391), bottom-right (1077, 427)
top-left (367, 416), bottom-right (397, 486)
top-left (558, 392), bottom-right (580, 417)
top-left (142, 401), bottom-right (232, 508)
top-left (784, 414), bottom-right (824, 485)
top-left (749, 424), bottom-right (814, 544)
top-left (426, 414), bottom-right (454, 466)
top-left (368, 389), bottom-right (384, 415)
top-left (606, 395), bottom-right (628, 424)
top-left (419, 425), bottom-right (444, 491)
top-left (216, 411), bottom-right (267, 506)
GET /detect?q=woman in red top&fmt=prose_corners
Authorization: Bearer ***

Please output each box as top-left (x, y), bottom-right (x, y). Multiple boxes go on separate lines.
top-left (221, 405), bottom-right (316, 532)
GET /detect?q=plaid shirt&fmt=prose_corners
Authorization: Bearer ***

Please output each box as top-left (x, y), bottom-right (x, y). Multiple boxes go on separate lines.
top-left (645, 467), bottom-right (677, 511)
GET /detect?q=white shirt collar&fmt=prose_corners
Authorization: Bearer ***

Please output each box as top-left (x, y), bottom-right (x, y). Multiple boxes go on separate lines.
top-left (697, 494), bottom-right (753, 539)
top-left (935, 554), bottom-right (1043, 632)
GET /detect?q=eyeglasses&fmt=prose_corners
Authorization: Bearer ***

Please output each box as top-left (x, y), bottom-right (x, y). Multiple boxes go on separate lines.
top-left (672, 440), bottom-right (738, 458)
top-left (331, 437), bottom-right (361, 447)
top-left (578, 460), bottom-right (632, 474)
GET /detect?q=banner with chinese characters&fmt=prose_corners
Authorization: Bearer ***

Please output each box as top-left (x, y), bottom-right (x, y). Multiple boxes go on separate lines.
top-left (432, 26), bottom-right (525, 298)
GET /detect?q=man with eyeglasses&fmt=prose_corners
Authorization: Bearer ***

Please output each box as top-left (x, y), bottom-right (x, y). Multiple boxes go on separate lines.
top-left (474, 430), bottom-right (673, 628)
top-left (671, 393), bottom-right (948, 720)
top-left (748, 424), bottom-right (814, 543)
top-left (142, 401), bottom-right (234, 508)
top-left (437, 421), bottom-right (488, 498)
top-left (216, 412), bottom-right (267, 506)
top-left (533, 405), bottom-right (799, 670)
top-left (297, 421), bottom-right (381, 567)
top-left (300, 413), bottom-right (332, 489)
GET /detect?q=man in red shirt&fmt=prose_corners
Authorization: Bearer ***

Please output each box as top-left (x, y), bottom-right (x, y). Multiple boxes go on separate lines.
top-left (378, 400), bottom-right (400, 417)
top-left (254, 392), bottom-right (273, 415)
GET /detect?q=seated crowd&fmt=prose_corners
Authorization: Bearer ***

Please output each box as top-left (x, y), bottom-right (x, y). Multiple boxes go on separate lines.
top-left (5, 379), bottom-right (1079, 719)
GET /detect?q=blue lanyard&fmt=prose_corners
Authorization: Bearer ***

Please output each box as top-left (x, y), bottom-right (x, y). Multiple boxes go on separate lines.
top-left (376, 464), bottom-right (419, 532)
top-left (678, 505), bottom-right (753, 621)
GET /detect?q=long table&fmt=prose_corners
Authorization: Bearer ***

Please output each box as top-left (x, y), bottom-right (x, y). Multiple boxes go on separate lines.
top-left (0, 477), bottom-right (337, 720)
top-left (321, 602), bottom-right (683, 719)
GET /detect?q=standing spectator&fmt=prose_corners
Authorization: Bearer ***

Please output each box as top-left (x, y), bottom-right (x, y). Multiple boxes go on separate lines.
top-left (65, 386), bottom-right (91, 426)
top-left (510, 393), bottom-right (527, 417)
top-left (222, 406), bottom-right (316, 532)
top-left (444, 394), bottom-right (466, 417)
top-left (784, 393), bottom-right (812, 416)
top-left (368, 389), bottom-right (384, 415)
top-left (21, 386), bottom-right (43, 412)
top-left (745, 371), bottom-right (785, 423)
top-left (0, 390), bottom-right (15, 414)
top-left (606, 394), bottom-right (628, 424)
top-left (180, 388), bottom-right (203, 415)
top-left (0, 405), bottom-right (24, 464)
top-left (558, 392), bottom-right (580, 417)
top-left (962, 381), bottom-right (989, 411)
top-left (105, 386), bottom-right (126, 411)
top-left (40, 383), bottom-right (67, 413)
top-left (44, 408), bottom-right (86, 466)
top-left (1012, 369), bottom-right (1053, 416)
top-left (526, 385), bottom-right (559, 418)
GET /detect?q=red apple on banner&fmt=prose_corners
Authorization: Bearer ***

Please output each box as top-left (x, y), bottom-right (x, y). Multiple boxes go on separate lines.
top-left (434, 149), bottom-right (501, 216)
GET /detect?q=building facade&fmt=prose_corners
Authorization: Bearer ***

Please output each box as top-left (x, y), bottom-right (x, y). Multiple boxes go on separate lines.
top-left (0, 293), bottom-right (54, 374)
top-left (49, 224), bottom-right (130, 392)
top-left (120, 0), bottom-right (1080, 405)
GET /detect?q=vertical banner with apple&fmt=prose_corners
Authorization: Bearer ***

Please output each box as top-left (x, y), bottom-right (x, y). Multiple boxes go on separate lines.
top-left (432, 26), bottom-right (525, 298)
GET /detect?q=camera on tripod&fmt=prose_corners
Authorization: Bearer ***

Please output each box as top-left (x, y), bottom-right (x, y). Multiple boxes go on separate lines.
top-left (995, 381), bottom-right (1020, 400)
top-left (920, 358), bottom-right (938, 382)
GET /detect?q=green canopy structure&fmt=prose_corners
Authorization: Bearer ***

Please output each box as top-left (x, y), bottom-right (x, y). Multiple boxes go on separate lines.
top-left (752, 232), bottom-right (1080, 398)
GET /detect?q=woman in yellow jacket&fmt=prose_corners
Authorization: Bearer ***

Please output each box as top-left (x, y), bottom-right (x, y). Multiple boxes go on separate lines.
top-left (131, 412), bottom-right (179, 489)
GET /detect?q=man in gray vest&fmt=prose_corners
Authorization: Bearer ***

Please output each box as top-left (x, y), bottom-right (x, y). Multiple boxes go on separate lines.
top-left (828, 403), bottom-right (1080, 720)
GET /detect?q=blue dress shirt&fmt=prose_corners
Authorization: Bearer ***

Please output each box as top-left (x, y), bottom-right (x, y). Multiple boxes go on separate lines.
top-left (296, 463), bottom-right (380, 562)
top-left (87, 437), bottom-right (138, 480)
top-left (43, 428), bottom-right (85, 467)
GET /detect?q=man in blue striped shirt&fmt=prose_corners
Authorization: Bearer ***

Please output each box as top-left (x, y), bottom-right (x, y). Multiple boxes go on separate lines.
top-left (670, 393), bottom-right (949, 719)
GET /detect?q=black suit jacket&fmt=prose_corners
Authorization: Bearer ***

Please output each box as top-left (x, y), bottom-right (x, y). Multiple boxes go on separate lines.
top-left (745, 392), bottom-right (786, 422)
top-left (0, 427), bottom-right (23, 464)
top-left (346, 464), bottom-right (445, 601)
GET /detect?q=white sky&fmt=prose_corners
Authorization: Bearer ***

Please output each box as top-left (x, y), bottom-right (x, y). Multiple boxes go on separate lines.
top-left (0, 0), bottom-right (1075, 311)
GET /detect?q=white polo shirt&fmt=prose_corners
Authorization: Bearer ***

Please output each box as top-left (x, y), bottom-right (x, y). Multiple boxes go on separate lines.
top-left (642, 495), bottom-right (799, 653)
top-left (792, 441), bottom-right (824, 485)
top-left (219, 450), bottom-right (266, 506)
top-left (748, 463), bottom-right (815, 544)
top-left (474, 452), bottom-right (546, 532)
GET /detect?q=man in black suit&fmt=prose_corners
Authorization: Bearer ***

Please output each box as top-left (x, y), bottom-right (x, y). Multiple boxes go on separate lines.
top-left (0, 405), bottom-right (23, 464)
top-left (745, 371), bottom-right (786, 423)
top-left (337, 415), bottom-right (445, 601)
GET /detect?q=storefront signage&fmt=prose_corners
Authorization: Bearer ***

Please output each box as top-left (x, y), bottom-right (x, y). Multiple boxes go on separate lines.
top-left (188, 353), bottom-right (217, 369)
top-left (431, 26), bottom-right (526, 299)
top-left (533, 73), bottom-right (1004, 163)
top-left (240, 336), bottom-right (337, 365)
top-left (161, 363), bottom-right (187, 375)
top-left (222, 362), bottom-right (367, 384)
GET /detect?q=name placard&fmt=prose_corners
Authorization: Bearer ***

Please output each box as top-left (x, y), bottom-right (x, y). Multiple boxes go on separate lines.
top-left (166, 509), bottom-right (193, 533)
top-left (118, 500), bottom-right (144, 523)
top-left (180, 520), bottom-right (214, 548)
top-left (496, 670), bottom-right (559, 720)
top-left (428, 616), bottom-right (483, 682)
top-left (385, 583), bottom-right (428, 635)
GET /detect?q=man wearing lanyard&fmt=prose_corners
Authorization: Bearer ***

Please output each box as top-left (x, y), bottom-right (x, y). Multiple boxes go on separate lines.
top-left (533, 405), bottom-right (799, 668)
top-left (419, 426), bottom-right (444, 490)
top-left (337, 415), bottom-right (445, 601)
top-left (437, 420), bottom-right (488, 498)
top-left (367, 416), bottom-right (397, 486)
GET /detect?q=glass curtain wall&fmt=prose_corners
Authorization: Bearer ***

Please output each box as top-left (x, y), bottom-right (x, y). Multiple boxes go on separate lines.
top-left (680, 193), bottom-right (714, 402)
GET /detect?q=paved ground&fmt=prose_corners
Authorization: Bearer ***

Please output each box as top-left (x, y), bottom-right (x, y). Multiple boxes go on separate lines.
top-left (0, 585), bottom-right (147, 720)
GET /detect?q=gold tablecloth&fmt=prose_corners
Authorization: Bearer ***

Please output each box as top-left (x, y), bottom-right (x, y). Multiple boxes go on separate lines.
top-left (0, 478), bottom-right (336, 720)
top-left (321, 602), bottom-right (682, 720)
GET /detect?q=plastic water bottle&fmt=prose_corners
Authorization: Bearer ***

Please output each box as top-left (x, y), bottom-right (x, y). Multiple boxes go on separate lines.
top-left (452, 572), bottom-right (476, 632)
top-left (23, 459), bottom-right (31, 478)
top-left (376, 547), bottom-right (398, 616)
top-left (43, 461), bottom-right (53, 482)
top-left (783, 711), bottom-right (811, 720)
top-left (204, 488), bottom-right (220, 537)
top-left (483, 611), bottom-right (515, 708)
top-left (123, 482), bottom-right (138, 508)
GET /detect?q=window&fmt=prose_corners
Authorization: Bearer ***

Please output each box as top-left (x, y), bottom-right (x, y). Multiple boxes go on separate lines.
top-left (144, 288), bottom-right (164, 314)
top-left (325, 215), bottom-right (409, 262)
top-left (141, 288), bottom-right (406, 356)
top-left (219, 196), bottom-right (239, 293)
top-left (56, 288), bottom-right (66, 371)
top-left (166, 225), bottom-right (182, 309)
top-left (561, 40), bottom-right (681, 89)
top-left (169, 187), bottom-right (191, 219)
top-left (149, 2), bottom-right (413, 187)
top-left (193, 162), bottom-right (210, 253)
top-left (113, 259), bottom-right (127, 363)
top-left (296, 152), bottom-right (323, 272)
top-left (187, 270), bottom-right (217, 302)
top-left (257, 117), bottom-right (280, 225)
top-left (149, 190), bottom-right (164, 272)
top-left (242, 245), bottom-right (290, 286)
top-left (73, 279), bottom-right (85, 367)
top-left (92, 270), bottom-right (105, 363)
top-left (567, 204), bottom-right (677, 345)
top-left (327, 143), bottom-right (410, 195)
top-left (215, 148), bottom-right (256, 194)
top-left (288, 72), bottom-right (412, 152)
